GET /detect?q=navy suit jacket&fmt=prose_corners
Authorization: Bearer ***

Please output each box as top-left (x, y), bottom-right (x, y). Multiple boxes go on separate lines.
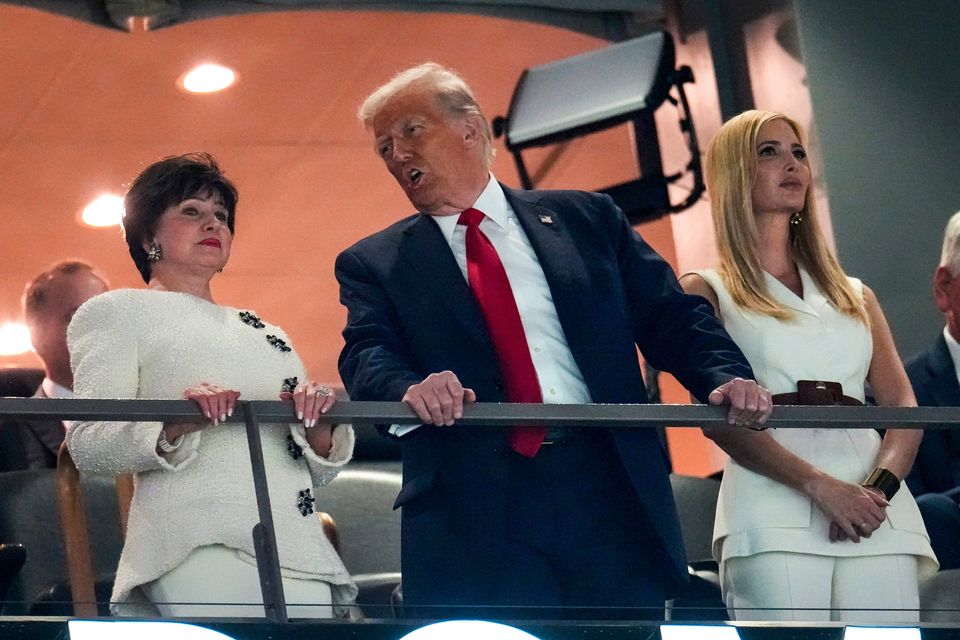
top-left (904, 334), bottom-right (960, 495)
top-left (0, 368), bottom-right (61, 472)
top-left (336, 186), bottom-right (754, 605)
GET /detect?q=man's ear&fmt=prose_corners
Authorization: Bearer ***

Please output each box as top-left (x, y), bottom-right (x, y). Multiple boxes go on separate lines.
top-left (461, 115), bottom-right (484, 148)
top-left (934, 266), bottom-right (953, 313)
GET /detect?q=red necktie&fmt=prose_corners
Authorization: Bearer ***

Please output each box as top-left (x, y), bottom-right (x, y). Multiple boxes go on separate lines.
top-left (457, 208), bottom-right (546, 457)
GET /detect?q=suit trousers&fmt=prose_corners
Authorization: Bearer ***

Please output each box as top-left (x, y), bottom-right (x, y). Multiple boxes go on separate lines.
top-left (141, 544), bottom-right (333, 619)
top-left (493, 429), bottom-right (666, 620)
top-left (721, 551), bottom-right (919, 622)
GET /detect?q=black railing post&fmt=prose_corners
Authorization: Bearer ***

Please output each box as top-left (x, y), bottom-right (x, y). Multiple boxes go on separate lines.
top-left (242, 402), bottom-right (288, 624)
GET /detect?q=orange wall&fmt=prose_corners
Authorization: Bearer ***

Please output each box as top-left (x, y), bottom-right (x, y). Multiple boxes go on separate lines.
top-left (0, 6), bottom-right (823, 478)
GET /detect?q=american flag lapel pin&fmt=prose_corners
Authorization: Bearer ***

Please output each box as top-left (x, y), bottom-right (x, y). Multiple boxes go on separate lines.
top-left (538, 214), bottom-right (554, 225)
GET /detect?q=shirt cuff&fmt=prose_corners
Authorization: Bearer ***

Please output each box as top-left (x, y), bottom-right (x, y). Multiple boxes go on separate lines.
top-left (388, 423), bottom-right (420, 437)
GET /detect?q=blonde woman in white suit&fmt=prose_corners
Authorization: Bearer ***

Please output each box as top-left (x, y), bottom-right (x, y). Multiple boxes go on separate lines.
top-left (680, 110), bottom-right (936, 622)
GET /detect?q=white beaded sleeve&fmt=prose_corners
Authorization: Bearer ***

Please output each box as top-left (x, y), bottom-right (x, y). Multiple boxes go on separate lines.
top-left (66, 291), bottom-right (200, 474)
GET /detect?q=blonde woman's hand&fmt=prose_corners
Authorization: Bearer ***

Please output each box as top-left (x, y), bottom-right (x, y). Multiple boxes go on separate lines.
top-left (805, 473), bottom-right (888, 543)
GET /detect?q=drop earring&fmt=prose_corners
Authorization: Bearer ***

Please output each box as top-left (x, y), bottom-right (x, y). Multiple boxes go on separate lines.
top-left (147, 243), bottom-right (163, 262)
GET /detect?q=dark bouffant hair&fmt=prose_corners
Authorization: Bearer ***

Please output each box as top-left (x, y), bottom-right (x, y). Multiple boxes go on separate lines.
top-left (123, 152), bottom-right (238, 283)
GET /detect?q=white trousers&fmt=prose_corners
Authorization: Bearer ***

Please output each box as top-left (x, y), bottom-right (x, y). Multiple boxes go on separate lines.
top-left (141, 544), bottom-right (333, 618)
top-left (721, 551), bottom-right (919, 622)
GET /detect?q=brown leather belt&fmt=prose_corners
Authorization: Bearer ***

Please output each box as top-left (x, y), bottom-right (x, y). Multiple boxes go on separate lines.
top-left (771, 380), bottom-right (863, 406)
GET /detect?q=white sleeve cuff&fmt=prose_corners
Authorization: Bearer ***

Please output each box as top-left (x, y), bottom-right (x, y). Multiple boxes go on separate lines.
top-left (155, 429), bottom-right (201, 469)
top-left (389, 423), bottom-right (420, 437)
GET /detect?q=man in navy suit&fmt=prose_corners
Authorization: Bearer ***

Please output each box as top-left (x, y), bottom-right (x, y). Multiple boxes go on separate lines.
top-left (904, 211), bottom-right (960, 571)
top-left (336, 62), bottom-right (771, 620)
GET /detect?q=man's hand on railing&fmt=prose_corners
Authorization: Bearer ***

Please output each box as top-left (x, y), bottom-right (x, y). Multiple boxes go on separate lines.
top-left (402, 371), bottom-right (477, 426)
top-left (707, 377), bottom-right (773, 427)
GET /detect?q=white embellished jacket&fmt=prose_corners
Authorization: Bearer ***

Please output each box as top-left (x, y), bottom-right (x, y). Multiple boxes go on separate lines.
top-left (66, 289), bottom-right (356, 615)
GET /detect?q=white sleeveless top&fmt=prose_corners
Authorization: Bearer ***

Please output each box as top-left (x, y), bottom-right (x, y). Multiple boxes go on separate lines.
top-left (694, 268), bottom-right (937, 576)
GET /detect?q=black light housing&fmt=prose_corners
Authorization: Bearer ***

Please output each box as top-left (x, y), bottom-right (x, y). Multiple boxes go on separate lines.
top-left (493, 31), bottom-right (703, 224)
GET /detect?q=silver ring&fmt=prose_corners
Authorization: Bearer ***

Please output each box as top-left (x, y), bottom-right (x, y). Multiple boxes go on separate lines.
top-left (316, 386), bottom-right (332, 398)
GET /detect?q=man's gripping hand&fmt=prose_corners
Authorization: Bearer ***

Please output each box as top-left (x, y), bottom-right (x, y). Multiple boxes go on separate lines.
top-left (403, 371), bottom-right (477, 426)
top-left (708, 377), bottom-right (772, 427)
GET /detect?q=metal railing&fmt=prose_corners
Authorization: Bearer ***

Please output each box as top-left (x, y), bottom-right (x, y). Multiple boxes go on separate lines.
top-left (1, 397), bottom-right (958, 623)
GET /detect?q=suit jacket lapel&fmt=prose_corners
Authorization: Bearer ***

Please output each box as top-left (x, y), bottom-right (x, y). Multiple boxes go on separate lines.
top-left (399, 213), bottom-right (489, 344)
top-left (505, 188), bottom-right (592, 319)
top-left (928, 334), bottom-right (960, 405)
top-left (764, 269), bottom-right (819, 318)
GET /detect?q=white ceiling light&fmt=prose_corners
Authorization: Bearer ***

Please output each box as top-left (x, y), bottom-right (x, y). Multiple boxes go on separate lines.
top-left (0, 322), bottom-right (32, 356)
top-left (660, 625), bottom-right (742, 640)
top-left (81, 194), bottom-right (124, 228)
top-left (843, 627), bottom-right (921, 640)
top-left (68, 620), bottom-right (239, 640)
top-left (399, 621), bottom-right (542, 640)
top-left (181, 63), bottom-right (236, 93)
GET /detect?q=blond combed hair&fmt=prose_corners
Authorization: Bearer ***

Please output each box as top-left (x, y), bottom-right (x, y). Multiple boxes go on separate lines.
top-left (358, 62), bottom-right (494, 167)
top-left (706, 110), bottom-right (867, 323)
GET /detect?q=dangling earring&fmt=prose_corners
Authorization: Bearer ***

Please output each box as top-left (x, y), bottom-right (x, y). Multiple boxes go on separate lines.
top-left (147, 243), bottom-right (163, 262)
top-left (789, 211), bottom-right (803, 227)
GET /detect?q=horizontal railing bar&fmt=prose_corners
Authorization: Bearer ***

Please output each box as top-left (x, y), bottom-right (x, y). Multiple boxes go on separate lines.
top-left (1, 398), bottom-right (959, 429)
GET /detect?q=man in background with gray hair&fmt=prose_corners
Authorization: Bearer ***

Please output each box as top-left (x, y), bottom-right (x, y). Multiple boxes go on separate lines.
top-left (904, 211), bottom-right (960, 571)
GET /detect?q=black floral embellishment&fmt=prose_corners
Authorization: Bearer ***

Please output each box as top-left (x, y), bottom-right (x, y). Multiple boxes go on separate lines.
top-left (266, 335), bottom-right (291, 352)
top-left (287, 434), bottom-right (304, 460)
top-left (239, 311), bottom-right (265, 329)
top-left (297, 488), bottom-right (315, 516)
top-left (281, 376), bottom-right (299, 393)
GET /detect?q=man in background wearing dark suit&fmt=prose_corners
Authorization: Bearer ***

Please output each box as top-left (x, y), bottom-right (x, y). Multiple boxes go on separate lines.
top-left (0, 261), bottom-right (107, 470)
top-left (905, 211), bottom-right (960, 570)
top-left (337, 62), bottom-right (771, 619)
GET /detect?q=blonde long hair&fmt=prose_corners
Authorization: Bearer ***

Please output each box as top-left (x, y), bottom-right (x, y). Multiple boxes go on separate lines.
top-left (705, 110), bottom-right (867, 323)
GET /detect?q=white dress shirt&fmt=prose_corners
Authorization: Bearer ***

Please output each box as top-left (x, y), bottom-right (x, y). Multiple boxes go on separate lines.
top-left (41, 377), bottom-right (73, 399)
top-left (392, 175), bottom-right (591, 436)
top-left (40, 376), bottom-right (74, 431)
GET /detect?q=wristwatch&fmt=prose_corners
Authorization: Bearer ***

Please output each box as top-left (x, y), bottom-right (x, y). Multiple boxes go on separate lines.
top-left (863, 467), bottom-right (900, 501)
top-left (157, 429), bottom-right (184, 453)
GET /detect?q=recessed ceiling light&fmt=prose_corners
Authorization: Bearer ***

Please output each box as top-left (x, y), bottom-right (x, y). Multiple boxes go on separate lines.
top-left (81, 194), bottom-right (124, 228)
top-left (0, 322), bottom-right (32, 356)
top-left (181, 63), bottom-right (237, 94)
